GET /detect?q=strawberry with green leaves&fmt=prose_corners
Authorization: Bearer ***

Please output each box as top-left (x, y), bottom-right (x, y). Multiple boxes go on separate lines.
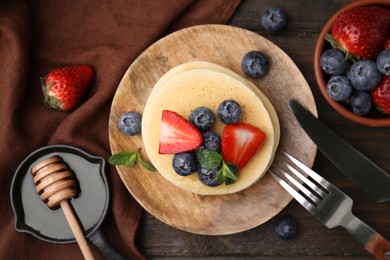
top-left (41, 65), bottom-right (94, 111)
top-left (326, 6), bottom-right (390, 60)
top-left (371, 76), bottom-right (390, 114)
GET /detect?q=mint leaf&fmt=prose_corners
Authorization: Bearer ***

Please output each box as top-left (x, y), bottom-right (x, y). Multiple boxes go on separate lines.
top-left (108, 150), bottom-right (155, 172)
top-left (195, 147), bottom-right (240, 185)
top-left (216, 169), bottom-right (225, 184)
top-left (196, 148), bottom-right (223, 170)
top-left (108, 151), bottom-right (137, 167)
top-left (222, 162), bottom-right (238, 182)
top-left (224, 162), bottom-right (239, 185)
top-left (216, 161), bottom-right (239, 185)
top-left (137, 153), bottom-right (156, 172)
top-left (225, 162), bottom-right (238, 175)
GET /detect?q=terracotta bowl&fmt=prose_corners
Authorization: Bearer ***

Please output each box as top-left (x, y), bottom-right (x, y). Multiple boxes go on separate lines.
top-left (314, 0), bottom-right (390, 127)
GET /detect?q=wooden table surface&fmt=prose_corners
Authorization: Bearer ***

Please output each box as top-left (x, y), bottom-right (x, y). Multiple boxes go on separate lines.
top-left (135, 0), bottom-right (390, 259)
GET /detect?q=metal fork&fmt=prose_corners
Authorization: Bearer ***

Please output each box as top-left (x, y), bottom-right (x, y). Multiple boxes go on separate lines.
top-left (270, 151), bottom-right (390, 260)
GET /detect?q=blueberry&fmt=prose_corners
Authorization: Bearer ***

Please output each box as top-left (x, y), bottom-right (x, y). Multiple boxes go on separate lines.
top-left (241, 51), bottom-right (270, 78)
top-left (350, 91), bottom-right (372, 116)
top-left (275, 215), bottom-right (298, 240)
top-left (118, 112), bottom-right (141, 136)
top-left (189, 107), bottom-right (215, 132)
top-left (172, 152), bottom-right (198, 176)
top-left (345, 66), bottom-right (352, 80)
top-left (261, 7), bottom-right (287, 33)
top-left (201, 131), bottom-right (221, 152)
top-left (377, 49), bottom-right (390, 76)
top-left (198, 165), bottom-right (222, 187)
top-left (348, 60), bottom-right (381, 91)
top-left (320, 49), bottom-right (348, 76)
top-left (326, 76), bottom-right (353, 101)
top-left (217, 99), bottom-right (242, 124)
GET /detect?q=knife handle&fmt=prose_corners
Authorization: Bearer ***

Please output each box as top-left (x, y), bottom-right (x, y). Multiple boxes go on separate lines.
top-left (365, 233), bottom-right (390, 260)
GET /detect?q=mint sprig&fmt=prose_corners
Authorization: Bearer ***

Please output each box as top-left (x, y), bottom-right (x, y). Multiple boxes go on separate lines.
top-left (196, 147), bottom-right (239, 185)
top-left (108, 149), bottom-right (156, 172)
top-left (196, 148), bottom-right (222, 170)
top-left (136, 152), bottom-right (156, 172)
top-left (216, 161), bottom-right (238, 185)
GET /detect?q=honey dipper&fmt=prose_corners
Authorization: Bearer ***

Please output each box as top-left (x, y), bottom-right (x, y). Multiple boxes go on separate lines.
top-left (31, 155), bottom-right (94, 260)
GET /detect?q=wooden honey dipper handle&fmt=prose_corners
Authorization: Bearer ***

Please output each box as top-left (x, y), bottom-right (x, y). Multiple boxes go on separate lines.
top-left (32, 156), bottom-right (95, 260)
top-left (61, 200), bottom-right (95, 260)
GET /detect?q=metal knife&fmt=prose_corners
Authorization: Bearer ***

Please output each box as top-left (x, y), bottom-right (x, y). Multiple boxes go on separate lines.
top-left (289, 99), bottom-right (390, 203)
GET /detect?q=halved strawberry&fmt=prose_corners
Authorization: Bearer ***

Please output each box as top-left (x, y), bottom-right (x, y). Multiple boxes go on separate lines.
top-left (221, 123), bottom-right (266, 169)
top-left (158, 110), bottom-right (202, 154)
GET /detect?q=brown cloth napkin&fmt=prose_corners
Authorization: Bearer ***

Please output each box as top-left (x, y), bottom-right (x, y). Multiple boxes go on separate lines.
top-left (0, 0), bottom-right (241, 259)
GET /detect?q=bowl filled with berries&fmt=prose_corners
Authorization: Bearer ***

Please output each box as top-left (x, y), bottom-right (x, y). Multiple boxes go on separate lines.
top-left (314, 0), bottom-right (390, 126)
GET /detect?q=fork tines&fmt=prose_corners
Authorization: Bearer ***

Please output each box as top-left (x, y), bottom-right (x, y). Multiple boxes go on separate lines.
top-left (270, 152), bottom-right (390, 260)
top-left (270, 151), bottom-right (330, 211)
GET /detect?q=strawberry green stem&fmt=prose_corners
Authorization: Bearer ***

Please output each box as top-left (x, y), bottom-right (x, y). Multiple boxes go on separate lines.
top-left (41, 77), bottom-right (61, 109)
top-left (325, 33), bottom-right (358, 62)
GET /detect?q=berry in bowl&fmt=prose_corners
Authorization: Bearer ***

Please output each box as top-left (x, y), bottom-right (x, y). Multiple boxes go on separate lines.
top-left (314, 0), bottom-right (390, 126)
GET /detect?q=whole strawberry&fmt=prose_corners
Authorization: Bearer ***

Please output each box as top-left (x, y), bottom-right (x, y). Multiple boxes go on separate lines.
top-left (371, 76), bottom-right (390, 114)
top-left (41, 65), bottom-right (94, 110)
top-left (326, 6), bottom-right (390, 60)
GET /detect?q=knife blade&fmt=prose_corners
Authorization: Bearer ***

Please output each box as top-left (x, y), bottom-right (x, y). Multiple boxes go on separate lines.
top-left (289, 99), bottom-right (390, 203)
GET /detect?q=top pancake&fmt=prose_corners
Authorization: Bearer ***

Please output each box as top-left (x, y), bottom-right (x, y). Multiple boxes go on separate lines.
top-left (142, 61), bottom-right (279, 195)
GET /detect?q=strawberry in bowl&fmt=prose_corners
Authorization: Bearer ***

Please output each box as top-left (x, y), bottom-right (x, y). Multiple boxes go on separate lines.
top-left (314, 0), bottom-right (390, 126)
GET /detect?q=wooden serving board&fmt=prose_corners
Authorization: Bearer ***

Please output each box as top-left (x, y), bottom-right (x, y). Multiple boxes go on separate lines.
top-left (108, 25), bottom-right (317, 235)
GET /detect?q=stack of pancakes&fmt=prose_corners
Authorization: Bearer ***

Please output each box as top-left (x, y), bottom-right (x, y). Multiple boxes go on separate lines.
top-left (142, 61), bottom-right (280, 195)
